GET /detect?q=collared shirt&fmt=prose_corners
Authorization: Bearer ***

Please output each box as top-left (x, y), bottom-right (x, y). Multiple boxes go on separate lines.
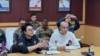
top-left (49, 31), bottom-right (80, 50)
top-left (17, 34), bottom-right (41, 53)
top-left (36, 26), bottom-right (53, 40)
top-left (29, 21), bottom-right (40, 30)
top-left (13, 28), bottom-right (22, 43)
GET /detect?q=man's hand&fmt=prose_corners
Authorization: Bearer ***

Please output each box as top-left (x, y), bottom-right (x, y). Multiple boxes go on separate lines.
top-left (37, 40), bottom-right (48, 48)
top-left (70, 14), bottom-right (77, 20)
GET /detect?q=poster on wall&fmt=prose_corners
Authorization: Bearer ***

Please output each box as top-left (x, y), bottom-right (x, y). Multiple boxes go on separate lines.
top-left (0, 0), bottom-right (10, 12)
top-left (59, 0), bottom-right (70, 11)
top-left (29, 0), bottom-right (42, 12)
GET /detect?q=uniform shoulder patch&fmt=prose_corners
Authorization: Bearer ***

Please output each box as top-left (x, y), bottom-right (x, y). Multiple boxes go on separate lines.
top-left (18, 42), bottom-right (24, 46)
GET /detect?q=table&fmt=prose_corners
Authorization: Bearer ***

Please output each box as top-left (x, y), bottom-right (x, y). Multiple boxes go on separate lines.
top-left (8, 47), bottom-right (100, 56)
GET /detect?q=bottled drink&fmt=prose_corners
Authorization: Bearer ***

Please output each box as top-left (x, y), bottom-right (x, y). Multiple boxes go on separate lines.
top-left (89, 44), bottom-right (94, 55)
top-left (44, 50), bottom-right (47, 56)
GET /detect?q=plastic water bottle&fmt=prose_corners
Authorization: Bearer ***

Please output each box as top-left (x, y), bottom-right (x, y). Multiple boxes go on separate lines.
top-left (44, 51), bottom-right (47, 56)
top-left (89, 44), bottom-right (94, 55)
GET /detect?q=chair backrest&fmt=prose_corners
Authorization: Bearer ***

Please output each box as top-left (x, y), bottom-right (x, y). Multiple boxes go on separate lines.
top-left (5, 27), bottom-right (17, 51)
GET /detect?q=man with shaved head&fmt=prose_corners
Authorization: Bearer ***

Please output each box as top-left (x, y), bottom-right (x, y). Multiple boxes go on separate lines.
top-left (49, 21), bottom-right (80, 51)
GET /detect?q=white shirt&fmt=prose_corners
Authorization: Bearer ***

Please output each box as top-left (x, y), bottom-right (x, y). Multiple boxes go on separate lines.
top-left (49, 31), bottom-right (80, 50)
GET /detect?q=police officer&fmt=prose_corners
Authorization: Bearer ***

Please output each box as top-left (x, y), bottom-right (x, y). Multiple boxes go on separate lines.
top-left (13, 19), bottom-right (26, 44)
top-left (57, 13), bottom-right (80, 33)
top-left (16, 23), bottom-right (48, 53)
top-left (36, 19), bottom-right (53, 40)
top-left (29, 13), bottom-right (40, 30)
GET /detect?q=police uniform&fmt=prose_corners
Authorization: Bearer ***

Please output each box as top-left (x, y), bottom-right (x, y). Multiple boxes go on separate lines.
top-left (36, 26), bottom-right (53, 40)
top-left (29, 21), bottom-right (40, 30)
top-left (13, 28), bottom-right (22, 43)
top-left (17, 33), bottom-right (41, 53)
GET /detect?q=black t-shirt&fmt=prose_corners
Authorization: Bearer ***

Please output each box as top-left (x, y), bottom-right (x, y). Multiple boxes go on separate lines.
top-left (17, 34), bottom-right (41, 53)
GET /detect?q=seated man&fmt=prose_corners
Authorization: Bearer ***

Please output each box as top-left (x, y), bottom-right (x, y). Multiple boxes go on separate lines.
top-left (13, 19), bottom-right (26, 44)
top-left (49, 21), bottom-right (80, 51)
top-left (15, 23), bottom-right (48, 53)
top-left (29, 13), bottom-right (40, 30)
top-left (36, 19), bottom-right (53, 40)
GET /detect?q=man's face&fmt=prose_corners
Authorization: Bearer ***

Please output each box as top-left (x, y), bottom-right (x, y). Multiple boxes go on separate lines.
top-left (24, 26), bottom-right (34, 39)
top-left (19, 20), bottom-right (26, 26)
top-left (31, 15), bottom-right (37, 22)
top-left (42, 22), bottom-right (48, 29)
top-left (59, 22), bottom-right (69, 35)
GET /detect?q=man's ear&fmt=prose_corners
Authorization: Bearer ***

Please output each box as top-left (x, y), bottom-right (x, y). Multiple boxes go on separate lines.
top-left (23, 31), bottom-right (26, 34)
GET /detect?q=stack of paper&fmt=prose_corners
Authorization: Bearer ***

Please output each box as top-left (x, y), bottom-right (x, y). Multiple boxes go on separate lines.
top-left (42, 50), bottom-right (61, 55)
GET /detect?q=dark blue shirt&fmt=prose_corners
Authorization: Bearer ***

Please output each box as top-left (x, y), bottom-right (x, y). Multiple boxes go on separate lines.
top-left (17, 33), bottom-right (41, 53)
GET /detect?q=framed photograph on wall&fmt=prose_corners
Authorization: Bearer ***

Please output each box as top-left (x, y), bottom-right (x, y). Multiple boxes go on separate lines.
top-left (0, 0), bottom-right (10, 12)
top-left (59, 0), bottom-right (70, 11)
top-left (29, 0), bottom-right (42, 12)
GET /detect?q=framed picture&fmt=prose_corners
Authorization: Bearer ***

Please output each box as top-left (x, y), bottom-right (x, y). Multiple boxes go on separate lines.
top-left (0, 0), bottom-right (11, 12)
top-left (29, 0), bottom-right (42, 12)
top-left (59, 0), bottom-right (70, 11)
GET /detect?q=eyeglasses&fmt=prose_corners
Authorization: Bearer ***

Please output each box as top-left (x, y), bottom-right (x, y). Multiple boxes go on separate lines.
top-left (26, 29), bottom-right (34, 32)
top-left (61, 26), bottom-right (69, 29)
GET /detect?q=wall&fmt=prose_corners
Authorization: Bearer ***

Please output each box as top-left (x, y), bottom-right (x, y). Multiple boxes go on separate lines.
top-left (84, 0), bottom-right (100, 46)
top-left (1, 0), bottom-right (100, 46)
top-left (84, 25), bottom-right (100, 46)
top-left (75, 25), bottom-right (85, 43)
top-left (86, 0), bottom-right (100, 26)
top-left (0, 0), bottom-right (83, 22)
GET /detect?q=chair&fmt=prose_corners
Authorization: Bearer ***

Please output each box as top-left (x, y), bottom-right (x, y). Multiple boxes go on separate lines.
top-left (5, 27), bottom-right (17, 51)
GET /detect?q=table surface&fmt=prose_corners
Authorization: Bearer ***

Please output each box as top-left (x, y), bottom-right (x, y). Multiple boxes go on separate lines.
top-left (8, 47), bottom-right (100, 56)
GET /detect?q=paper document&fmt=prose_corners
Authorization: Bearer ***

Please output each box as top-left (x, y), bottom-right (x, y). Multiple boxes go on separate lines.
top-left (66, 46), bottom-right (79, 50)
top-left (42, 50), bottom-right (61, 55)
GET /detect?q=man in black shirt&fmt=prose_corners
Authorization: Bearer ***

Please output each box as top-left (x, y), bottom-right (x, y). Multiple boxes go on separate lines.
top-left (16, 23), bottom-right (48, 53)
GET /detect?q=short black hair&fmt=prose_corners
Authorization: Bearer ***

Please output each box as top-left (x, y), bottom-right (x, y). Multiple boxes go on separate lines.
top-left (43, 19), bottom-right (48, 23)
top-left (31, 13), bottom-right (37, 17)
top-left (56, 18), bottom-right (65, 28)
top-left (21, 23), bottom-right (33, 32)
